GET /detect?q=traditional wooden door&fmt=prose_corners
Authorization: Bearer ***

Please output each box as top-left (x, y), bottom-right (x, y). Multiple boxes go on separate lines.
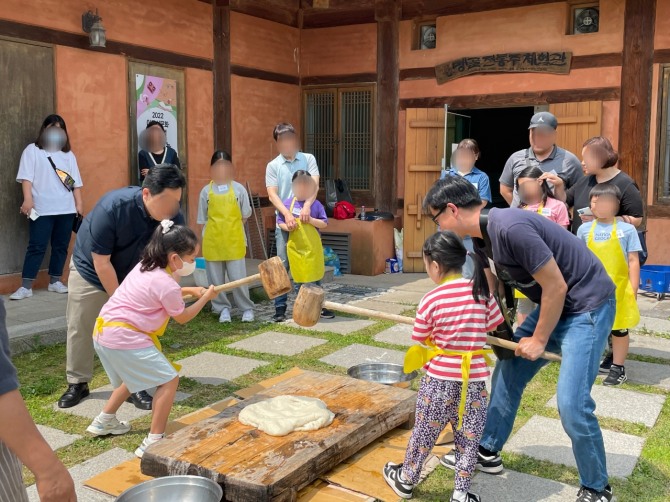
top-left (403, 108), bottom-right (445, 273)
top-left (0, 38), bottom-right (55, 275)
top-left (549, 101), bottom-right (602, 158)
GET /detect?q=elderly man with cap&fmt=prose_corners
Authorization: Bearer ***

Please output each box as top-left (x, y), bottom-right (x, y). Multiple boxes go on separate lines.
top-left (499, 111), bottom-right (583, 207)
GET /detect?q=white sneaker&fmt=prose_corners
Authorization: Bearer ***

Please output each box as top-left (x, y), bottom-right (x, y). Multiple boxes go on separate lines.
top-left (48, 281), bottom-right (68, 294)
top-left (219, 308), bottom-right (231, 323)
top-left (241, 310), bottom-right (254, 322)
top-left (135, 435), bottom-right (163, 458)
top-left (86, 415), bottom-right (131, 436)
top-left (9, 287), bottom-right (33, 300)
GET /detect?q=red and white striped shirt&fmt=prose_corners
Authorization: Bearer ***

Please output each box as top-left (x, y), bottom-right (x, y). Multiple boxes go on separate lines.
top-left (412, 278), bottom-right (504, 382)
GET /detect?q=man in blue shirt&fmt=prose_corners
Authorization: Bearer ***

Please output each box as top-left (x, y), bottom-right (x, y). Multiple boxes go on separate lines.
top-left (440, 139), bottom-right (492, 203)
top-left (58, 164), bottom-right (185, 410)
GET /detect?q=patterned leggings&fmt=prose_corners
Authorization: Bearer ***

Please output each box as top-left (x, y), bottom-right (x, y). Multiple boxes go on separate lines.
top-left (402, 375), bottom-right (488, 492)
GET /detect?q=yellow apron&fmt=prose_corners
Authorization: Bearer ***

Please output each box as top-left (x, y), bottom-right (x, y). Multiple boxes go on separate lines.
top-left (515, 203), bottom-right (547, 300)
top-left (587, 220), bottom-right (640, 330)
top-left (202, 182), bottom-right (246, 261)
top-left (286, 197), bottom-right (325, 283)
top-left (402, 274), bottom-right (494, 430)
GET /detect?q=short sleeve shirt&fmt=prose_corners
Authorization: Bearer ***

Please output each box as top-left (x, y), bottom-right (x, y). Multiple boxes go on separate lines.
top-left (521, 197), bottom-right (570, 228)
top-left (441, 167), bottom-right (492, 202)
top-left (487, 207), bottom-right (615, 314)
top-left (500, 146), bottom-right (583, 207)
top-left (265, 152), bottom-right (319, 202)
top-left (197, 181), bottom-right (252, 226)
top-left (73, 187), bottom-right (185, 291)
top-left (576, 221), bottom-right (643, 261)
top-left (277, 199), bottom-right (328, 226)
top-left (0, 299), bottom-right (19, 397)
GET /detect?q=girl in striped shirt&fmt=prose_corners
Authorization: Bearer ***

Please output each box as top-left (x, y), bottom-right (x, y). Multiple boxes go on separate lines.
top-left (383, 231), bottom-right (504, 502)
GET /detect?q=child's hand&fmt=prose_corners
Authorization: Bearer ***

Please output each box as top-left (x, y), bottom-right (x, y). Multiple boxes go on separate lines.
top-left (202, 285), bottom-right (218, 302)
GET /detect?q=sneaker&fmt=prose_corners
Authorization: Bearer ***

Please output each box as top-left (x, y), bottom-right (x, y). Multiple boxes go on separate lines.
top-left (219, 308), bottom-right (231, 323)
top-left (599, 353), bottom-right (613, 374)
top-left (241, 310), bottom-right (254, 322)
top-left (86, 415), bottom-right (131, 436)
top-left (451, 492), bottom-right (482, 502)
top-left (47, 281), bottom-right (68, 294)
top-left (273, 307), bottom-right (287, 323)
top-left (603, 365), bottom-right (627, 386)
top-left (382, 462), bottom-right (414, 499)
top-left (440, 448), bottom-right (503, 475)
top-left (320, 308), bottom-right (335, 319)
top-left (576, 484), bottom-right (613, 502)
top-left (135, 435), bottom-right (163, 458)
top-left (9, 287), bottom-right (32, 300)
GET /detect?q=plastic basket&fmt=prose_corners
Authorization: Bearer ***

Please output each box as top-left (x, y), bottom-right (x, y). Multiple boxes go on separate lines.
top-left (639, 265), bottom-right (670, 300)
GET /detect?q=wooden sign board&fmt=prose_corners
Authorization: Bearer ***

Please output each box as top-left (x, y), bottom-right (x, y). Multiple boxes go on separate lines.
top-left (435, 51), bottom-right (572, 84)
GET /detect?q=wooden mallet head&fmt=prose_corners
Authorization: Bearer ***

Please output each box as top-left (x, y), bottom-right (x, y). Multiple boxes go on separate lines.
top-left (293, 284), bottom-right (326, 327)
top-left (258, 256), bottom-right (292, 299)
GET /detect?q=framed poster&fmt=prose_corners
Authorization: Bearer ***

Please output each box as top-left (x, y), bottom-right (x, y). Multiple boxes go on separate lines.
top-left (136, 74), bottom-right (179, 153)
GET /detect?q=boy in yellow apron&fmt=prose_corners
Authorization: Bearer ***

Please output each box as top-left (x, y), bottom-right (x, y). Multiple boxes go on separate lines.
top-left (197, 151), bottom-right (255, 323)
top-left (277, 170), bottom-right (334, 319)
top-left (577, 184), bottom-right (641, 386)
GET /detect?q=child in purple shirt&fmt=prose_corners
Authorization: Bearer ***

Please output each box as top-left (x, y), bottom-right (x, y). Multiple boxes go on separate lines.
top-left (277, 170), bottom-right (334, 319)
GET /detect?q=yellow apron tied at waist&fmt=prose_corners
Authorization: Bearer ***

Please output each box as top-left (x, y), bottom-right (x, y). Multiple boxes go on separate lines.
top-left (93, 317), bottom-right (182, 372)
top-left (286, 197), bottom-right (325, 284)
top-left (404, 338), bottom-right (494, 430)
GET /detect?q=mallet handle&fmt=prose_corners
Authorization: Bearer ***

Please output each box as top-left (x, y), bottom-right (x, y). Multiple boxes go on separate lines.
top-left (322, 301), bottom-right (562, 363)
top-left (183, 273), bottom-right (261, 301)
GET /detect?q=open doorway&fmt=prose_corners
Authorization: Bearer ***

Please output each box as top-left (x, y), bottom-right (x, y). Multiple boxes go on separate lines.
top-left (449, 106), bottom-right (535, 207)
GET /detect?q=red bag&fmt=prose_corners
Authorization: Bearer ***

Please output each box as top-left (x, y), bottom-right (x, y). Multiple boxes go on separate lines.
top-left (333, 201), bottom-right (356, 220)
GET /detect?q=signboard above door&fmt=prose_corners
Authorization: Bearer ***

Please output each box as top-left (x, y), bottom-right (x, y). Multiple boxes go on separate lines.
top-left (435, 51), bottom-right (572, 84)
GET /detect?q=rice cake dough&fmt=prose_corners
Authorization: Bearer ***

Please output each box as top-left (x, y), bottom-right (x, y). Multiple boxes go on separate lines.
top-left (238, 395), bottom-right (335, 436)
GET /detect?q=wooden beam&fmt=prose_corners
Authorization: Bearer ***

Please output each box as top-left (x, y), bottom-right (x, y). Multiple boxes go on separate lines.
top-left (231, 65), bottom-right (300, 85)
top-left (400, 0), bottom-right (564, 19)
top-left (653, 49), bottom-right (670, 63)
top-left (230, 0), bottom-right (299, 26)
top-left (302, 9), bottom-right (376, 27)
top-left (399, 87), bottom-right (621, 109)
top-left (301, 73), bottom-right (377, 85)
top-left (0, 19), bottom-right (212, 70)
top-left (213, 2), bottom-right (232, 153)
top-left (374, 0), bottom-right (400, 211)
top-left (618, 0), bottom-right (656, 189)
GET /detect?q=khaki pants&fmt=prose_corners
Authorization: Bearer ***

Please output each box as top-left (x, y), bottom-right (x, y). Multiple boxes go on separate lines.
top-left (0, 441), bottom-right (29, 502)
top-left (65, 264), bottom-right (109, 384)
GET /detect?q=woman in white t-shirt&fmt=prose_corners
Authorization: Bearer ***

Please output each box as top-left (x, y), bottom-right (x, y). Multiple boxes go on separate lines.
top-left (10, 115), bottom-right (83, 300)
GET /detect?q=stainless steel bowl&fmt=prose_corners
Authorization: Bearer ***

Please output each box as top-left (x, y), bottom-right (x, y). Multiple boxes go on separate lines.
top-left (347, 363), bottom-right (418, 389)
top-left (116, 475), bottom-right (222, 502)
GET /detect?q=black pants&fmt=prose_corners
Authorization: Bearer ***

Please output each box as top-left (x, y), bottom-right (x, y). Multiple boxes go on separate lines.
top-left (21, 213), bottom-right (75, 280)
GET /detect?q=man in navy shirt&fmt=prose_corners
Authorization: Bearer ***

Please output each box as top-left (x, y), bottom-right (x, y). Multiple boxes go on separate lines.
top-left (58, 164), bottom-right (185, 410)
top-left (424, 176), bottom-right (616, 502)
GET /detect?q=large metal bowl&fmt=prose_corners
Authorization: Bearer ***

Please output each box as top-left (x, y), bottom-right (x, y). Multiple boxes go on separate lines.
top-left (116, 475), bottom-right (222, 502)
top-left (347, 363), bottom-right (418, 389)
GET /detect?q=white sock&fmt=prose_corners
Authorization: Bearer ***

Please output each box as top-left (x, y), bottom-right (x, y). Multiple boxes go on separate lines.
top-left (452, 490), bottom-right (467, 502)
top-left (98, 412), bottom-right (116, 422)
top-left (148, 433), bottom-right (164, 442)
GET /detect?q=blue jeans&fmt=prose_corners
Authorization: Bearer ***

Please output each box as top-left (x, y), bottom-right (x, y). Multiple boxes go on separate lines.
top-left (22, 213), bottom-right (75, 280)
top-left (480, 294), bottom-right (616, 491)
top-left (274, 227), bottom-right (290, 309)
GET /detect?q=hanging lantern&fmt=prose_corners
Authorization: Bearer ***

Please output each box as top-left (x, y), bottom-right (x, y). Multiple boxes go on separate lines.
top-left (82, 10), bottom-right (106, 48)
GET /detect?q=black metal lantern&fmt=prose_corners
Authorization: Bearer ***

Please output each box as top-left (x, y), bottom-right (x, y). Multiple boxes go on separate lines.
top-left (82, 9), bottom-right (106, 48)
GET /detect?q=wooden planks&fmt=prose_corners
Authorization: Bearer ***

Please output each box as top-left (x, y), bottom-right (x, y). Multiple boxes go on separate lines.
top-left (549, 101), bottom-right (602, 160)
top-left (141, 371), bottom-right (416, 501)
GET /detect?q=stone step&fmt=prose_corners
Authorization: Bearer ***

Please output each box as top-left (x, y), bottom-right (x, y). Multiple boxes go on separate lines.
top-left (629, 333), bottom-right (670, 361)
top-left (176, 351), bottom-right (268, 386)
top-left (470, 469), bottom-right (578, 502)
top-left (619, 359), bottom-right (670, 391)
top-left (633, 315), bottom-right (670, 336)
top-left (229, 331), bottom-right (327, 356)
top-left (319, 343), bottom-right (406, 369)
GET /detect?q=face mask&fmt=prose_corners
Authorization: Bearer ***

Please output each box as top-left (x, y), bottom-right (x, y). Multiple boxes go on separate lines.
top-left (43, 129), bottom-right (66, 152)
top-left (174, 256), bottom-right (196, 277)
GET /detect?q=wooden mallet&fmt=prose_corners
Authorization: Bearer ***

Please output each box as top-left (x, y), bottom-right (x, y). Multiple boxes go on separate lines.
top-left (183, 256), bottom-right (291, 301)
top-left (293, 285), bottom-right (561, 363)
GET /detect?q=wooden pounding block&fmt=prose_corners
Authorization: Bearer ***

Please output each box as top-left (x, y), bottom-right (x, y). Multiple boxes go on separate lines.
top-left (141, 370), bottom-right (417, 502)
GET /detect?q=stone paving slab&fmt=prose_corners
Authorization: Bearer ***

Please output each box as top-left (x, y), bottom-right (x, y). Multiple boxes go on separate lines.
top-left (470, 469), bottom-right (577, 501)
top-left (36, 424), bottom-right (82, 451)
top-left (286, 316), bottom-right (375, 335)
top-left (634, 316), bottom-right (670, 335)
top-left (177, 351), bottom-right (268, 385)
top-left (373, 324), bottom-right (415, 347)
top-left (350, 298), bottom-right (414, 315)
top-left (623, 359), bottom-right (670, 390)
top-left (546, 385), bottom-right (665, 427)
top-left (27, 448), bottom-right (133, 502)
top-left (319, 343), bottom-right (405, 368)
top-left (629, 334), bottom-right (670, 361)
top-left (54, 385), bottom-right (191, 422)
top-left (372, 289), bottom-right (426, 305)
top-left (229, 331), bottom-right (327, 356)
top-left (505, 416), bottom-right (645, 478)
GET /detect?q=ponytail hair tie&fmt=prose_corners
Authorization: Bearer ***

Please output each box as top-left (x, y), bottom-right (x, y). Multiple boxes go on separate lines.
top-left (160, 219), bottom-right (174, 234)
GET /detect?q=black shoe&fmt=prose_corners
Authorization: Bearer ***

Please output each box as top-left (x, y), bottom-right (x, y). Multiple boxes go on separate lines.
top-left (440, 448), bottom-right (503, 474)
top-left (450, 492), bottom-right (481, 502)
top-left (603, 365), bottom-right (627, 386)
top-left (599, 353), bottom-right (613, 374)
top-left (576, 484), bottom-right (613, 502)
top-left (382, 462), bottom-right (413, 499)
top-left (58, 383), bottom-right (90, 408)
top-left (273, 307), bottom-right (287, 323)
top-left (126, 390), bottom-right (153, 410)
top-left (320, 308), bottom-right (335, 319)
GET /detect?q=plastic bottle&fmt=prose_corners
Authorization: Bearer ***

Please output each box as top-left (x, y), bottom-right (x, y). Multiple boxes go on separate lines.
top-left (360, 205), bottom-right (366, 220)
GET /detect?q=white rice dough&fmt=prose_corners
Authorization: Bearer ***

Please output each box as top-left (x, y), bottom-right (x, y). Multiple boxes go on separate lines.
top-left (238, 395), bottom-right (335, 436)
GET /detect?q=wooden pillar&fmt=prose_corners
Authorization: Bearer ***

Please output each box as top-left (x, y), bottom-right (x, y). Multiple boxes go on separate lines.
top-left (374, 0), bottom-right (400, 211)
top-left (213, 0), bottom-right (232, 153)
top-left (618, 0), bottom-right (656, 190)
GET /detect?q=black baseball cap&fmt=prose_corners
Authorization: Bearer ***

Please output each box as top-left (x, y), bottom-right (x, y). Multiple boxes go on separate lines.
top-left (528, 112), bottom-right (558, 130)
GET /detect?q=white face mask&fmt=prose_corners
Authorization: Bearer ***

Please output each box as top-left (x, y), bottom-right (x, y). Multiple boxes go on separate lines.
top-left (174, 256), bottom-right (196, 277)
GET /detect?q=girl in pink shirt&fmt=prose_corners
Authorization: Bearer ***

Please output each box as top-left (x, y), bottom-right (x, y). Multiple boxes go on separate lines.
top-left (86, 221), bottom-right (216, 458)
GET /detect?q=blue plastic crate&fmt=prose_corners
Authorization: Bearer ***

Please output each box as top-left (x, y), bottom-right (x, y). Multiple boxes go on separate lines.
top-left (640, 265), bottom-right (670, 299)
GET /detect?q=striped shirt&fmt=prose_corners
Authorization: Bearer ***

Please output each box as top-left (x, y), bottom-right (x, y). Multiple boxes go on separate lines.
top-left (412, 278), bottom-right (504, 382)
